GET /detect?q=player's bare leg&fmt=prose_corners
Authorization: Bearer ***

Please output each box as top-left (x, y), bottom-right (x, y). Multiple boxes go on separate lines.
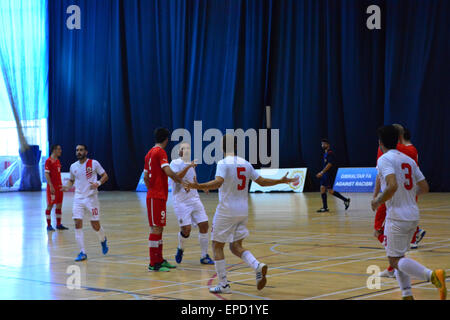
top-left (55, 203), bottom-right (68, 230)
top-left (230, 239), bottom-right (267, 290)
top-left (389, 256), bottom-right (447, 300)
top-left (91, 220), bottom-right (108, 255)
top-left (209, 240), bottom-right (231, 294)
top-left (74, 218), bottom-right (87, 261)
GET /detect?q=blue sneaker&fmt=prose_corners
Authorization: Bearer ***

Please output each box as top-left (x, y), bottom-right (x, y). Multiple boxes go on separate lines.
top-left (75, 252), bottom-right (87, 261)
top-left (101, 237), bottom-right (108, 255)
top-left (175, 248), bottom-right (184, 264)
top-left (47, 225), bottom-right (55, 231)
top-left (200, 254), bottom-right (214, 265)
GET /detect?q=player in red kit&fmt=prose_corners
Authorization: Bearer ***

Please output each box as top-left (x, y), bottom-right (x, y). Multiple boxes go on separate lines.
top-left (374, 125), bottom-right (426, 277)
top-left (44, 145), bottom-right (68, 231)
top-left (144, 128), bottom-right (196, 272)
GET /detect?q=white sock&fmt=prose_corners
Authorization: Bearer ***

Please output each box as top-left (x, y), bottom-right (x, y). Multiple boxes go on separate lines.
top-left (178, 231), bottom-right (188, 250)
top-left (395, 269), bottom-right (413, 297)
top-left (75, 228), bottom-right (85, 253)
top-left (95, 227), bottom-right (106, 242)
top-left (397, 257), bottom-right (432, 281)
top-left (214, 259), bottom-right (228, 287)
top-left (241, 250), bottom-right (260, 271)
top-left (199, 233), bottom-right (209, 258)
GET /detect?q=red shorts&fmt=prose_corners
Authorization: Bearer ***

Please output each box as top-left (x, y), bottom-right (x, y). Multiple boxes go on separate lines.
top-left (147, 197), bottom-right (167, 227)
top-left (374, 203), bottom-right (387, 231)
top-left (46, 187), bottom-right (63, 205)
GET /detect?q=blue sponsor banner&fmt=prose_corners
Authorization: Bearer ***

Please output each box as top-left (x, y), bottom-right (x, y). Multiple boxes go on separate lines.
top-left (136, 172), bottom-right (172, 192)
top-left (333, 167), bottom-right (377, 193)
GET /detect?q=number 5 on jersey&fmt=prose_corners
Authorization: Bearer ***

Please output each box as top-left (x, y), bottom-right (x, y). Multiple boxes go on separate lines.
top-left (237, 167), bottom-right (246, 190)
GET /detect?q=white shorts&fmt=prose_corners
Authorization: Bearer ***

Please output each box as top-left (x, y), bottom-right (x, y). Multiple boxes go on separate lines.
top-left (384, 219), bottom-right (418, 257)
top-left (72, 196), bottom-right (101, 221)
top-left (211, 214), bottom-right (249, 243)
top-left (173, 199), bottom-right (208, 227)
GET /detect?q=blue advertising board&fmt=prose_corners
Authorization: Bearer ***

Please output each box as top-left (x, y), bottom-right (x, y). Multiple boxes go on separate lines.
top-left (333, 167), bottom-right (377, 193)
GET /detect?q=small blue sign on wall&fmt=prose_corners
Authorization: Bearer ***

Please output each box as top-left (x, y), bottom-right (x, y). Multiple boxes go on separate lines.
top-left (333, 167), bottom-right (377, 193)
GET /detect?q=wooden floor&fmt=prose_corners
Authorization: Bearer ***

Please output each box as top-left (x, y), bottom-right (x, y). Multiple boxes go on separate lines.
top-left (0, 191), bottom-right (448, 300)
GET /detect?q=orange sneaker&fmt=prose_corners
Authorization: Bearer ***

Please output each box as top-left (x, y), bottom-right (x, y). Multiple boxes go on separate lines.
top-left (430, 269), bottom-right (447, 300)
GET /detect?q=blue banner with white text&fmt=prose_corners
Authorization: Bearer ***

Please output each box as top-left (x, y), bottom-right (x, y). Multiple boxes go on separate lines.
top-left (333, 168), bottom-right (377, 193)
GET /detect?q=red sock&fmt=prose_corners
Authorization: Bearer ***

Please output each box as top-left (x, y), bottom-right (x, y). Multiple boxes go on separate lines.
top-left (45, 210), bottom-right (51, 227)
top-left (149, 233), bottom-right (162, 266)
top-left (387, 265), bottom-right (394, 272)
top-left (158, 238), bottom-right (164, 263)
top-left (56, 208), bottom-right (62, 226)
top-left (411, 226), bottom-right (419, 244)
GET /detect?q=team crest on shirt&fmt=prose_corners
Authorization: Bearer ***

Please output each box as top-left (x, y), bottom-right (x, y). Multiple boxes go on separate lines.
top-left (86, 167), bottom-right (93, 179)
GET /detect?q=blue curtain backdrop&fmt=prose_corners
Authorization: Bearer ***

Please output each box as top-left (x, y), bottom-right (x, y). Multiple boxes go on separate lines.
top-left (48, 0), bottom-right (450, 191)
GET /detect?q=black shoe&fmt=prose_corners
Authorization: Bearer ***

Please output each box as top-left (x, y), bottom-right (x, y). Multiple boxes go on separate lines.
top-left (344, 198), bottom-right (351, 210)
top-left (316, 208), bottom-right (329, 212)
top-left (56, 224), bottom-right (69, 230)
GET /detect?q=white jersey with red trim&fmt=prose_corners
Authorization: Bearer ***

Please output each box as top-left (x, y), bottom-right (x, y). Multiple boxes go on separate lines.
top-left (215, 156), bottom-right (260, 217)
top-left (70, 159), bottom-right (105, 199)
top-left (377, 150), bottom-right (425, 221)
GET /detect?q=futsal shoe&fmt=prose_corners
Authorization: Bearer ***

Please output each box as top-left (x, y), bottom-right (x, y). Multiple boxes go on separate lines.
top-left (161, 259), bottom-right (177, 269)
top-left (416, 229), bottom-right (426, 244)
top-left (101, 237), bottom-right (109, 255)
top-left (344, 198), bottom-right (351, 210)
top-left (56, 224), bottom-right (69, 230)
top-left (200, 254), bottom-right (214, 265)
top-left (256, 263), bottom-right (268, 290)
top-left (430, 269), bottom-right (447, 300)
top-left (410, 242), bottom-right (418, 249)
top-left (175, 248), bottom-right (184, 264)
top-left (47, 225), bottom-right (55, 231)
top-left (209, 284), bottom-right (232, 294)
top-left (378, 268), bottom-right (395, 278)
top-left (148, 263), bottom-right (170, 272)
top-left (75, 252), bottom-right (87, 262)
top-left (316, 208), bottom-right (329, 213)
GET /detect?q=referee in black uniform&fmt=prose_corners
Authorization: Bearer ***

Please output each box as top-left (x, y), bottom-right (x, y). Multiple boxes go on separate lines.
top-left (316, 139), bottom-right (350, 212)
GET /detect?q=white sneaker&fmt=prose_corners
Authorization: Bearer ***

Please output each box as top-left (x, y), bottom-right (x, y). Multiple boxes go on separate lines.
top-left (209, 284), bottom-right (232, 294)
top-left (256, 263), bottom-right (268, 290)
top-left (378, 268), bottom-right (395, 278)
top-left (410, 242), bottom-right (418, 249)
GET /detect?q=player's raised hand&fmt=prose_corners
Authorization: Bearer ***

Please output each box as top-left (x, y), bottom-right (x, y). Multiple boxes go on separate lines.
top-left (89, 181), bottom-right (100, 190)
top-left (189, 159), bottom-right (198, 168)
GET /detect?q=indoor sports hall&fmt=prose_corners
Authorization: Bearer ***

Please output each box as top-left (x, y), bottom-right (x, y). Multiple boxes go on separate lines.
top-left (0, 0), bottom-right (448, 302)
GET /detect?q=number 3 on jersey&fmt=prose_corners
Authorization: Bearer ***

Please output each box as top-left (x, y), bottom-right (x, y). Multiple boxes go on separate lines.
top-left (401, 163), bottom-right (413, 190)
top-left (237, 167), bottom-right (246, 190)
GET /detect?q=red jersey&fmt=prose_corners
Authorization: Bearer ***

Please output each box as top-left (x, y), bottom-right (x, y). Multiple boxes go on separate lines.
top-left (377, 143), bottom-right (419, 165)
top-left (144, 146), bottom-right (169, 200)
top-left (44, 157), bottom-right (62, 186)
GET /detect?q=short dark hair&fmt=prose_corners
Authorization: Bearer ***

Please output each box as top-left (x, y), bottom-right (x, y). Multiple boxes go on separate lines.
top-left (76, 144), bottom-right (88, 151)
top-left (403, 127), bottom-right (411, 141)
top-left (222, 134), bottom-right (237, 154)
top-left (154, 127), bottom-right (170, 143)
top-left (50, 144), bottom-right (60, 154)
top-left (321, 138), bottom-right (330, 144)
top-left (377, 125), bottom-right (398, 150)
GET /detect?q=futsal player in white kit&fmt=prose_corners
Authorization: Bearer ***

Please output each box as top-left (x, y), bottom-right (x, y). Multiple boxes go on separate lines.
top-left (170, 142), bottom-right (214, 265)
top-left (61, 144), bottom-right (109, 262)
top-left (184, 135), bottom-right (299, 294)
top-left (371, 125), bottom-right (446, 300)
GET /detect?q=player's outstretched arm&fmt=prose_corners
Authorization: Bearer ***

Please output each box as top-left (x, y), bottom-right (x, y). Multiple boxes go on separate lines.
top-left (163, 166), bottom-right (183, 184)
top-left (174, 160), bottom-right (197, 181)
top-left (254, 172), bottom-right (299, 187)
top-left (183, 176), bottom-right (224, 191)
top-left (371, 174), bottom-right (398, 211)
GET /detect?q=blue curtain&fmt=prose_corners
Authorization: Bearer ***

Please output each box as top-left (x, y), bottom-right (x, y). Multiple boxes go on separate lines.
top-left (0, 0), bottom-right (48, 122)
top-left (48, 0), bottom-right (450, 191)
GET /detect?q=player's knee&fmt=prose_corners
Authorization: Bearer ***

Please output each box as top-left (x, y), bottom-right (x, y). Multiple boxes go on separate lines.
top-left (181, 226), bottom-right (191, 237)
top-left (91, 222), bottom-right (100, 231)
top-left (388, 256), bottom-right (401, 269)
top-left (229, 242), bottom-right (241, 256)
top-left (198, 222), bottom-right (209, 233)
top-left (151, 226), bottom-right (163, 234)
